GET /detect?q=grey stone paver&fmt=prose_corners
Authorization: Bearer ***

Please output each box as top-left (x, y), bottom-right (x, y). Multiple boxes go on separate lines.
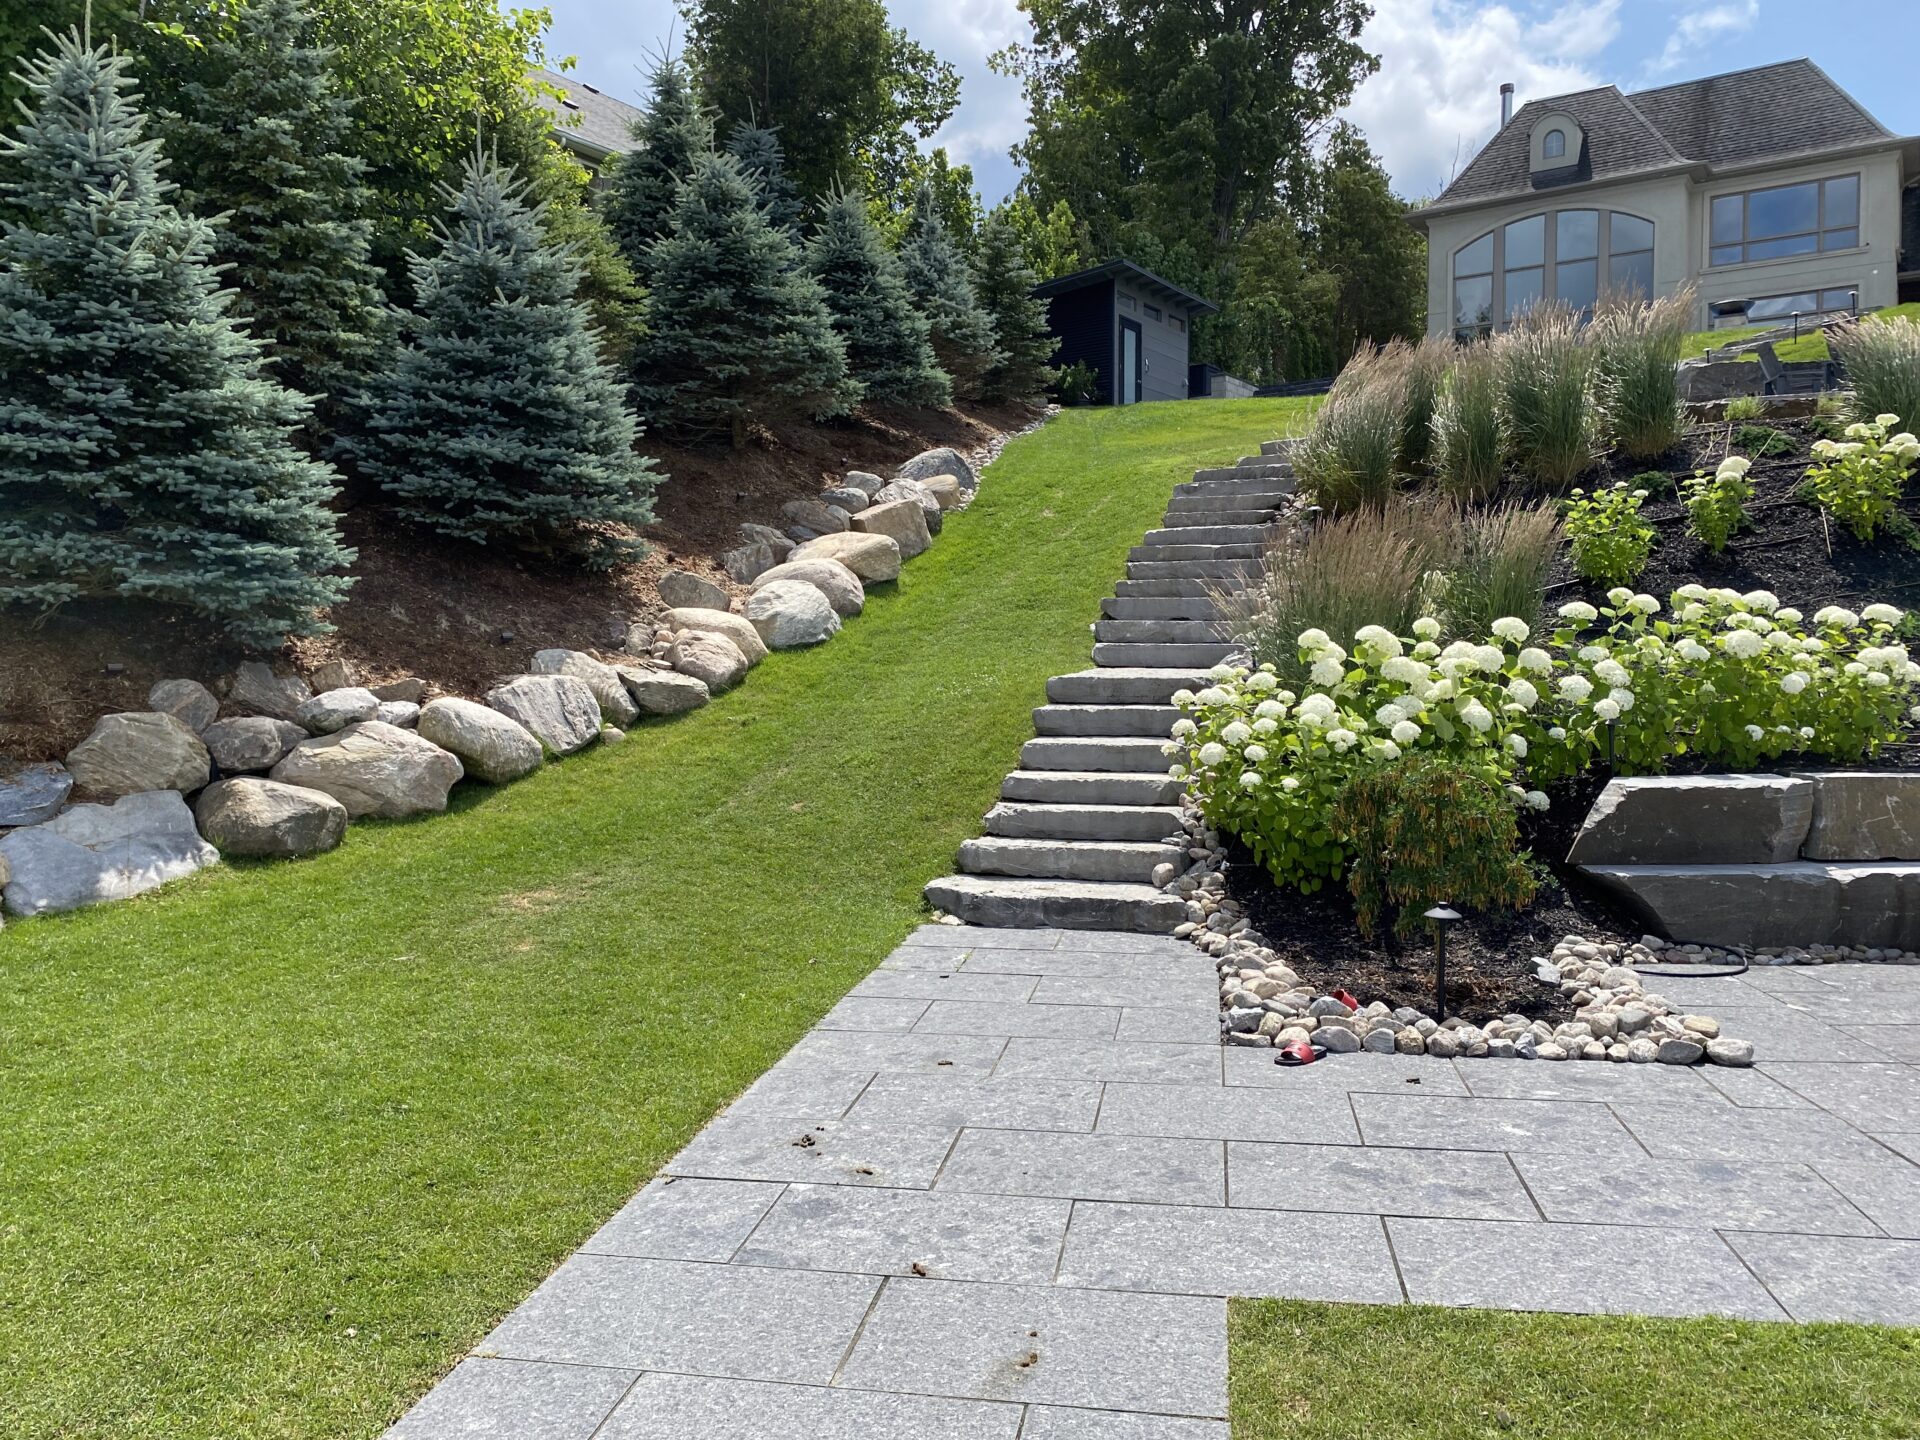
top-left (389, 934), bottom-right (1920, 1437)
top-left (1702, 1007), bottom-right (1897, 1062)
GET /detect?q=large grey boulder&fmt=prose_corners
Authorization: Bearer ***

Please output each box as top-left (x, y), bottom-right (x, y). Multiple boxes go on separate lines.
top-left (745, 579), bottom-right (842, 649)
top-left (485, 674), bottom-right (603, 756)
top-left (792, 531), bottom-right (901, 583)
top-left (1582, 861), bottom-right (1920, 949)
top-left (922, 475), bottom-right (964, 511)
top-left (66, 712), bottom-right (211, 798)
top-left (376, 700), bottom-right (421, 729)
top-left (1796, 771), bottom-right (1920, 861)
top-left (202, 717), bottom-right (308, 774)
top-left (721, 541), bottom-right (781, 585)
top-left (371, 677), bottom-right (429, 704)
top-left (270, 721), bottom-right (464, 818)
top-left (897, 445), bottom-right (976, 496)
top-left (531, 648), bottom-right (641, 727)
top-left (749, 558), bottom-right (864, 617)
top-left (668, 631), bottom-right (750, 692)
top-left (820, 486), bottom-right (871, 513)
top-left (0, 790), bottom-right (218, 917)
top-left (0, 763), bottom-right (72, 827)
top-left (416, 697), bottom-right (543, 783)
top-left (657, 569), bottom-right (732, 612)
top-left (661, 607), bottom-right (768, 665)
top-left (852, 497), bottom-right (931, 560)
top-left (295, 686), bottom-right (381, 735)
top-left (1566, 775), bottom-right (1814, 866)
top-left (148, 678), bottom-right (218, 733)
top-left (739, 521), bottom-right (796, 556)
top-left (782, 497), bottom-right (851, 534)
top-left (227, 661), bottom-right (312, 721)
top-left (309, 658), bottom-right (356, 692)
top-left (873, 479), bottom-right (941, 534)
top-left (618, 666), bottom-right (711, 716)
top-left (844, 470), bottom-right (887, 498)
top-left (194, 778), bottom-right (348, 858)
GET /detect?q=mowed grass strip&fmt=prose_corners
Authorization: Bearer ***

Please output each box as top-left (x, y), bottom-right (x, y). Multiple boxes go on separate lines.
top-left (0, 398), bottom-right (1310, 1440)
top-left (1230, 1299), bottom-right (1920, 1439)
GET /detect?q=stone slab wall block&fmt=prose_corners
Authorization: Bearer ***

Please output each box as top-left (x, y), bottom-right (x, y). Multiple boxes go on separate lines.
top-left (745, 579), bottom-right (842, 649)
top-left (1582, 861), bottom-right (1920, 950)
top-left (660, 608), bottom-right (768, 665)
top-left (195, 778), bottom-right (349, 858)
top-left (667, 631), bottom-right (750, 692)
top-left (658, 569), bottom-right (731, 612)
top-left (898, 445), bottom-right (977, 495)
top-left (1565, 775), bottom-right (1814, 866)
top-left (618, 666), bottom-right (711, 716)
top-left (270, 720), bottom-right (465, 818)
top-left (843, 470), bottom-right (887, 497)
top-left (202, 717), bottom-right (309, 775)
top-left (1795, 771), bottom-right (1920, 861)
top-left (922, 475), bottom-right (964, 510)
top-left (0, 763), bottom-right (73, 827)
top-left (819, 486), bottom-right (871, 513)
top-left (309, 658), bottom-right (356, 692)
top-left (792, 530), bottom-right (902, 583)
top-left (872, 479), bottom-right (941, 534)
top-left (376, 700), bottom-right (421, 729)
top-left (370, 677), bottom-right (430, 704)
top-left (66, 712), bottom-right (212, 798)
top-left (416, 698), bottom-right (543, 783)
top-left (782, 498), bottom-right (850, 534)
top-left (227, 661), bottom-right (313, 720)
top-left (295, 687), bottom-right (381, 735)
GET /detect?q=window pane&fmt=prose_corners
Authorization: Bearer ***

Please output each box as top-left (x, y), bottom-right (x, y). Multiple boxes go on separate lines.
top-left (1747, 292), bottom-right (1821, 322)
top-left (1504, 266), bottom-right (1544, 319)
top-left (1824, 174), bottom-right (1860, 227)
top-left (1610, 213), bottom-right (1653, 253)
top-left (1504, 215), bottom-right (1545, 268)
top-left (1710, 244), bottom-right (1743, 267)
top-left (1820, 287), bottom-right (1858, 311)
top-left (1607, 250), bottom-right (1653, 300)
top-left (1555, 257), bottom-right (1598, 312)
top-left (1747, 232), bottom-right (1819, 261)
top-left (1456, 233), bottom-right (1494, 276)
top-left (1454, 275), bottom-right (1493, 328)
top-left (1543, 129), bottom-right (1566, 159)
top-left (1711, 194), bottom-right (1743, 245)
top-left (1556, 210), bottom-right (1598, 260)
top-left (1747, 182), bottom-right (1818, 240)
top-left (1822, 227), bottom-right (1858, 251)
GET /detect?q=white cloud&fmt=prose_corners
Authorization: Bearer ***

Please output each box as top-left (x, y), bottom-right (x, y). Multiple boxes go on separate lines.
top-left (904, 0), bottom-right (1030, 202)
top-left (1342, 0), bottom-right (1619, 201)
top-left (1643, 0), bottom-right (1759, 80)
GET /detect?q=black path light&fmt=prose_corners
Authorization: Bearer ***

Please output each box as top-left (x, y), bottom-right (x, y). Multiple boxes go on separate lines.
top-left (1424, 904), bottom-right (1463, 1020)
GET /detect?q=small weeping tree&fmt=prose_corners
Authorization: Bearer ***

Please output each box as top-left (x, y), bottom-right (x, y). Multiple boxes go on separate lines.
top-left (808, 186), bottom-right (950, 408)
top-left (970, 210), bottom-right (1057, 403)
top-left (599, 54), bottom-right (713, 283)
top-left (0, 26), bottom-right (353, 647)
top-left (900, 179), bottom-right (1001, 398)
top-left (725, 118), bottom-right (803, 235)
top-left (345, 146), bottom-right (661, 564)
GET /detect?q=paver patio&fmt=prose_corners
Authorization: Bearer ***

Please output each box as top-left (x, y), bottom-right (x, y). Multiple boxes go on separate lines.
top-left (387, 927), bottom-right (1920, 1437)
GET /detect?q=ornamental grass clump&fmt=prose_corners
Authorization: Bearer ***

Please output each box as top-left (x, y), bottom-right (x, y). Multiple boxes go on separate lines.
top-left (1495, 307), bottom-right (1599, 489)
top-left (1562, 482), bottom-right (1656, 584)
top-left (1432, 340), bottom-right (1504, 501)
top-left (1445, 501), bottom-right (1559, 639)
top-left (1294, 346), bottom-right (1411, 512)
top-left (1684, 455), bottom-right (1754, 554)
top-left (1802, 415), bottom-right (1919, 543)
top-left (1395, 334), bottom-right (1454, 472)
top-left (1832, 316), bottom-right (1920, 430)
top-left (1592, 290), bottom-right (1689, 460)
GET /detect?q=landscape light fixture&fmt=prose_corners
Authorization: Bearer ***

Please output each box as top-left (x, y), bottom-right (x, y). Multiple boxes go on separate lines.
top-left (1424, 904), bottom-right (1462, 1019)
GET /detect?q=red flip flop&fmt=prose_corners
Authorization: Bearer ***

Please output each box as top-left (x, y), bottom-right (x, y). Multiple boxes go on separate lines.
top-left (1331, 988), bottom-right (1361, 1011)
top-left (1274, 1040), bottom-right (1319, 1066)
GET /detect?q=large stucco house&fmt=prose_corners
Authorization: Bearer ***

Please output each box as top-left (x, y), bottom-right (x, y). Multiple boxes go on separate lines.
top-left (1410, 60), bottom-right (1920, 338)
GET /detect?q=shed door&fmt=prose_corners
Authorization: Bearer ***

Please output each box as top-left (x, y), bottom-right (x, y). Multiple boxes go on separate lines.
top-left (1119, 319), bottom-right (1143, 405)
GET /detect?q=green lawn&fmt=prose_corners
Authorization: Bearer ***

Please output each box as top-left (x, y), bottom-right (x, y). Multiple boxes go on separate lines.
top-left (1230, 1300), bottom-right (1920, 1439)
top-left (1682, 301), bottom-right (1920, 364)
top-left (0, 398), bottom-right (1312, 1440)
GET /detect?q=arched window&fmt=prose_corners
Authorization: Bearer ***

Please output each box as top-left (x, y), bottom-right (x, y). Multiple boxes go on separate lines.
top-left (1456, 210), bottom-right (1658, 333)
top-left (1542, 128), bottom-right (1567, 160)
top-left (1452, 231), bottom-right (1494, 339)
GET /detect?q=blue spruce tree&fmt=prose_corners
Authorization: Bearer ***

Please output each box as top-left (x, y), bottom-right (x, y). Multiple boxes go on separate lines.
top-left (900, 180), bottom-right (1002, 398)
top-left (0, 28), bottom-right (354, 647)
top-left (808, 187), bottom-right (950, 407)
top-left (725, 118), bottom-right (804, 235)
top-left (600, 55), bottom-right (713, 284)
top-left (971, 211), bottom-right (1058, 403)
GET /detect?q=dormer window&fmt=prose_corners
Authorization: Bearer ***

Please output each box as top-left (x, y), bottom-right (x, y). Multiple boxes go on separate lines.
top-left (1542, 128), bottom-right (1566, 160)
top-left (1529, 113), bottom-right (1582, 173)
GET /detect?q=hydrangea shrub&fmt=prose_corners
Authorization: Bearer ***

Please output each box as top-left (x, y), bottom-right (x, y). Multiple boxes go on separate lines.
top-left (1802, 414), bottom-right (1918, 543)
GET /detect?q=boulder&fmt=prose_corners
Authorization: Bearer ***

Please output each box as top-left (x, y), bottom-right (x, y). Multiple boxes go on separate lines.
top-left (530, 648), bottom-right (641, 727)
top-left (792, 531), bottom-right (901, 583)
top-left (1565, 775), bottom-right (1814, 866)
top-left (897, 446), bottom-right (976, 495)
top-left (1582, 861), bottom-right (1920, 949)
top-left (376, 700), bottom-right (421, 729)
top-left (852, 497), bottom-right (931, 560)
top-left (922, 475), bottom-right (964, 510)
top-left (782, 498), bottom-right (851, 534)
top-left (658, 569), bottom-right (732, 612)
top-left (66, 712), bottom-right (211, 797)
top-left (745, 579), bottom-right (842, 649)
top-left (295, 686), bottom-right (381, 735)
top-left (618, 666), bottom-right (711, 716)
top-left (749, 558), bottom-right (864, 617)
top-left (371, 677), bottom-right (430, 704)
top-left (1677, 360), bottom-right (1766, 402)
top-left (721, 542), bottom-right (781, 585)
top-left (227, 661), bottom-right (312, 721)
top-left (668, 631), bottom-right (750, 692)
top-left (1796, 771), bottom-right (1920, 861)
top-left (484, 674), bottom-right (603, 756)
top-left (309, 658), bottom-right (356, 692)
top-left (270, 721), bottom-right (464, 819)
top-left (820, 486), bottom-right (871, 513)
top-left (194, 777), bottom-right (348, 858)
top-left (738, 522), bottom-right (796, 557)
top-left (873, 479), bottom-right (941, 534)
top-left (202, 717), bottom-right (308, 774)
top-left (0, 790), bottom-right (218, 917)
top-left (661, 607), bottom-right (769, 665)
top-left (147, 678), bottom-right (218, 733)
top-left (0, 763), bottom-right (73, 827)
top-left (416, 697), bottom-right (543, 783)
top-left (844, 470), bottom-right (887, 497)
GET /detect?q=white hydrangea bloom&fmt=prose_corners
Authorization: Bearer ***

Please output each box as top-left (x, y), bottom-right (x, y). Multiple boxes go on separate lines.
top-left (1196, 686), bottom-right (1228, 706)
top-left (1247, 670), bottom-right (1279, 692)
top-left (1412, 616), bottom-right (1442, 640)
top-left (1766, 630), bottom-right (1798, 651)
top-left (1814, 606), bottom-right (1859, 627)
top-left (1411, 640), bottom-right (1441, 660)
top-left (1391, 719), bottom-right (1422, 744)
top-left (1674, 583), bottom-right (1708, 601)
top-left (1780, 672), bottom-right (1809, 695)
top-left (1744, 724), bottom-right (1765, 741)
top-left (1198, 742), bottom-right (1228, 766)
top-left (1627, 594), bottom-right (1660, 615)
top-left (1516, 647), bottom-right (1551, 673)
top-left (1375, 702), bottom-right (1406, 726)
top-left (1297, 628), bottom-right (1331, 651)
top-left (1169, 763), bottom-right (1188, 779)
top-left (1172, 718), bottom-right (1198, 739)
top-left (1594, 698), bottom-right (1622, 721)
top-left (1240, 770), bottom-right (1263, 789)
top-left (1607, 587), bottom-right (1634, 606)
top-left (1281, 776), bottom-right (1300, 791)
top-left (1472, 644), bottom-right (1505, 673)
top-left (1525, 790), bottom-right (1551, 812)
top-left (1722, 630), bottom-right (1765, 659)
top-left (1799, 726), bottom-right (1815, 739)
top-left (1863, 603), bottom-right (1905, 624)
top-left (1161, 741), bottom-right (1182, 757)
top-left (1876, 413), bottom-right (1901, 427)
top-left (1775, 607), bottom-right (1803, 624)
top-left (1209, 663), bottom-right (1238, 681)
top-left (1742, 591), bottom-right (1779, 614)
top-left (1679, 603), bottom-right (1708, 622)
top-left (1297, 693), bottom-right (1337, 719)
top-left (1377, 739), bottom-right (1402, 761)
top-left (1577, 645), bottom-right (1607, 663)
top-left (1355, 623), bottom-right (1401, 652)
top-left (1310, 657), bottom-right (1345, 687)
top-left (1327, 727), bottom-right (1357, 752)
top-left (1491, 616), bottom-right (1530, 642)
top-left (1380, 656), bottom-right (1427, 685)
top-left (1244, 743), bottom-right (1268, 764)
top-left (1458, 700), bottom-right (1494, 733)
top-left (1171, 688), bottom-right (1197, 706)
top-left (1222, 721), bottom-right (1253, 745)
top-left (1594, 658), bottom-right (1631, 686)
top-left (1547, 726), bottom-right (1567, 741)
top-left (1557, 601), bottom-right (1598, 622)
top-left (1506, 733), bottom-right (1528, 757)
top-left (1558, 674), bottom-right (1594, 701)
top-left (1425, 677), bottom-right (1455, 702)
top-left (1608, 687), bottom-right (1635, 711)
top-left (1255, 699), bottom-right (1285, 718)
top-left (1868, 671), bottom-right (1892, 687)
top-left (1506, 678), bottom-right (1539, 708)
top-left (1251, 717), bottom-right (1278, 737)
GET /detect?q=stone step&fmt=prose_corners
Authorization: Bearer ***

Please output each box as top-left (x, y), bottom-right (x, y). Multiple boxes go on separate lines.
top-left (1032, 704), bottom-right (1182, 737)
top-left (1020, 736), bottom-right (1173, 773)
top-left (1260, 439), bottom-right (1293, 456)
top-left (1093, 641), bottom-right (1237, 668)
top-left (922, 875), bottom-right (1187, 933)
top-left (958, 836), bottom-right (1183, 884)
top-left (1100, 596), bottom-right (1223, 621)
top-left (984, 801), bottom-right (1186, 842)
top-left (1001, 769), bottom-right (1184, 806)
top-left (1127, 543), bottom-right (1264, 564)
top-left (1155, 509), bottom-right (1279, 529)
top-left (1582, 861), bottom-right (1920, 950)
top-left (1141, 524), bottom-right (1272, 547)
top-left (1125, 560), bottom-right (1258, 581)
top-left (1093, 619), bottom-right (1227, 644)
top-left (1163, 492), bottom-right (1292, 515)
top-left (1174, 474), bottom-right (1295, 498)
top-left (1113, 578), bottom-right (1220, 599)
top-left (1192, 463), bottom-right (1291, 484)
top-left (1046, 668), bottom-right (1213, 705)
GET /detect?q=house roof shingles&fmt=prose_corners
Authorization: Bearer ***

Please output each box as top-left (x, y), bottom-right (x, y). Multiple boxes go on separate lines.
top-left (529, 68), bottom-right (644, 160)
top-left (1428, 59), bottom-right (1899, 215)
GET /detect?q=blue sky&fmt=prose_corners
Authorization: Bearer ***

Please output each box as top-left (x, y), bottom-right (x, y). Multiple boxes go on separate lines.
top-left (531, 0), bottom-right (1916, 206)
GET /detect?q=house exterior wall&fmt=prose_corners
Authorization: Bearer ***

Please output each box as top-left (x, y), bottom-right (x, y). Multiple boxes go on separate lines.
top-left (1044, 280), bottom-right (1117, 402)
top-left (1113, 276), bottom-right (1193, 401)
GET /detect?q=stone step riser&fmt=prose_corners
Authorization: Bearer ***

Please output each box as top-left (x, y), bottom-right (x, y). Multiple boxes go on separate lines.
top-left (1031, 704), bottom-right (1182, 737)
top-left (1127, 544), bottom-right (1264, 564)
top-left (1046, 669), bottom-right (1213, 705)
top-left (1126, 561), bottom-right (1258, 580)
top-left (1100, 598), bottom-right (1223, 621)
top-left (1020, 737), bottom-right (1173, 773)
top-left (1174, 476), bottom-right (1295, 498)
top-left (1140, 525), bottom-right (1272, 547)
top-left (984, 801), bottom-right (1186, 842)
top-left (1113, 579), bottom-right (1222, 599)
top-left (1000, 770), bottom-right (1184, 806)
top-left (1092, 620), bottom-right (1227, 643)
top-left (1093, 641), bottom-right (1236, 668)
top-left (922, 875), bottom-right (1187, 933)
top-left (1191, 465), bottom-right (1291, 484)
top-left (958, 837), bottom-right (1183, 884)
top-left (1155, 510), bottom-right (1279, 529)
top-left (1162, 494), bottom-right (1292, 515)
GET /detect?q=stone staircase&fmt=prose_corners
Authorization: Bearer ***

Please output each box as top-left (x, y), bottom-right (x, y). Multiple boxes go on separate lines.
top-left (924, 442), bottom-right (1295, 932)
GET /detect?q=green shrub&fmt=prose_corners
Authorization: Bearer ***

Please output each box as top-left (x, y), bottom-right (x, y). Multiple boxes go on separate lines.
top-left (1495, 307), bottom-right (1598, 489)
top-left (1054, 360), bottom-right (1100, 405)
top-left (1802, 415), bottom-right (1920, 542)
top-left (1723, 394), bottom-right (1765, 421)
top-left (1631, 468), bottom-right (1677, 500)
top-left (1432, 341), bottom-right (1504, 501)
top-left (1446, 502), bottom-right (1560, 638)
top-left (1562, 483), bottom-right (1656, 584)
top-left (1683, 456), bottom-right (1753, 553)
top-left (1832, 316), bottom-right (1920, 428)
top-left (1733, 423), bottom-right (1794, 458)
top-left (1295, 345), bottom-right (1411, 512)
top-left (1593, 290), bottom-right (1688, 460)
top-left (1333, 758), bottom-right (1538, 940)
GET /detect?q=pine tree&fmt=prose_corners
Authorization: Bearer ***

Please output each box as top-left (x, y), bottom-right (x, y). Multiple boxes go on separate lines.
top-left (808, 187), bottom-right (949, 408)
top-left (635, 150), bottom-right (858, 447)
top-left (725, 119), bottom-right (804, 235)
top-left (899, 179), bottom-right (1001, 397)
top-left (344, 148), bottom-right (661, 562)
top-left (970, 211), bottom-right (1057, 403)
top-left (0, 28), bottom-right (354, 647)
top-left (156, 0), bottom-right (388, 433)
top-left (599, 55), bottom-right (713, 282)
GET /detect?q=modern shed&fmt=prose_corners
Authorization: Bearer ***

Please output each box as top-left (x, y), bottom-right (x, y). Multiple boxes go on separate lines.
top-left (1033, 259), bottom-right (1219, 404)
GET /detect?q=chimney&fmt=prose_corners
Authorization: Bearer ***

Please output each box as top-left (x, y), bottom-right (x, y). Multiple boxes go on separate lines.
top-left (1500, 82), bottom-right (1515, 128)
